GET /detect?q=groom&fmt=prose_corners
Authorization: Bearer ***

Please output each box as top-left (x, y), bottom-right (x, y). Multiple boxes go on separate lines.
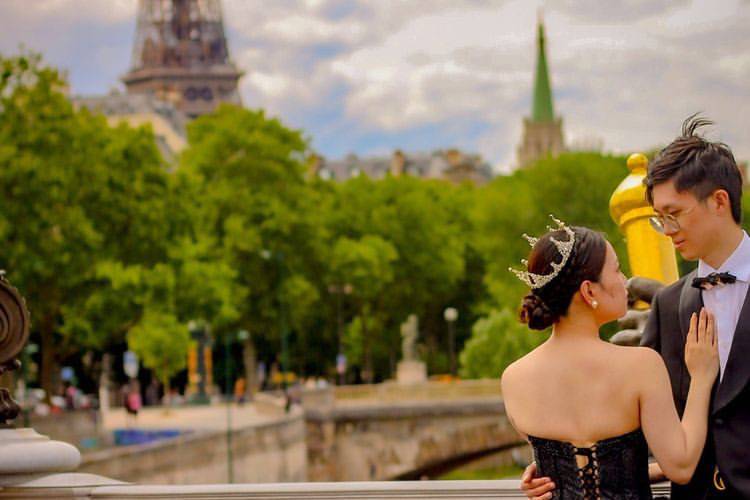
top-left (520, 116), bottom-right (750, 499)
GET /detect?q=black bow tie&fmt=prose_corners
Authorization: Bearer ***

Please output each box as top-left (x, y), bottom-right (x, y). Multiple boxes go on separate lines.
top-left (692, 272), bottom-right (737, 290)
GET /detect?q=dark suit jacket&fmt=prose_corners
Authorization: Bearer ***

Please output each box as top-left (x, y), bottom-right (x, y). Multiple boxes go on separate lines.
top-left (641, 270), bottom-right (750, 499)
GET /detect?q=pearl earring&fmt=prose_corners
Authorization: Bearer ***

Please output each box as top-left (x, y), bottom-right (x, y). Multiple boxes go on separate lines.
top-left (591, 300), bottom-right (599, 309)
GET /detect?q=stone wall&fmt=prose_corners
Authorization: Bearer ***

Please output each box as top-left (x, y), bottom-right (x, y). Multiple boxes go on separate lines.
top-left (77, 411), bottom-right (307, 484)
top-left (27, 410), bottom-right (106, 450)
top-left (306, 399), bottom-right (523, 481)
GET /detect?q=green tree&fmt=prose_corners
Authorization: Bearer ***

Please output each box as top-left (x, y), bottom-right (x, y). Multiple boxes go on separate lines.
top-left (459, 308), bottom-right (544, 379)
top-left (326, 175), bottom-right (468, 379)
top-left (282, 274), bottom-right (320, 375)
top-left (330, 235), bottom-right (398, 381)
top-left (0, 52), bottom-right (177, 394)
top-left (473, 152), bottom-right (629, 314)
top-left (57, 120), bottom-right (176, 354)
top-left (127, 308), bottom-right (190, 398)
top-left (179, 104), bottom-right (325, 384)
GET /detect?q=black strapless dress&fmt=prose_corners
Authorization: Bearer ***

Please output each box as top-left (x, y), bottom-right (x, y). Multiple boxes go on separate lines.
top-left (528, 428), bottom-right (652, 499)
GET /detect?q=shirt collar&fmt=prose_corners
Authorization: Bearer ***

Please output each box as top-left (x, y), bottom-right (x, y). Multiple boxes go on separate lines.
top-left (698, 231), bottom-right (750, 283)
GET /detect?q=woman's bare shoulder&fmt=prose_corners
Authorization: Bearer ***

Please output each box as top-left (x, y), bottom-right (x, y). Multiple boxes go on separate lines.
top-left (609, 344), bottom-right (665, 374)
top-left (500, 347), bottom-right (544, 392)
top-left (622, 345), bottom-right (663, 362)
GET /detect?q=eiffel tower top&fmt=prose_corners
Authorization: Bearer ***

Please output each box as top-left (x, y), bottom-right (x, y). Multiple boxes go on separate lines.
top-left (122, 0), bottom-right (243, 118)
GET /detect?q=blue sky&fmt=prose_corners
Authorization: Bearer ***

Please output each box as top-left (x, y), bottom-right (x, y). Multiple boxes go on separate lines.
top-left (1, 0), bottom-right (749, 172)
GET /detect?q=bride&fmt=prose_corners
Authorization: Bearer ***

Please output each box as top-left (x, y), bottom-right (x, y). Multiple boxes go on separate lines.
top-left (502, 218), bottom-right (718, 499)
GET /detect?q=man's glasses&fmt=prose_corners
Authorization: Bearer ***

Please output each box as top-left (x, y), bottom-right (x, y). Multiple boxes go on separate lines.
top-left (649, 205), bottom-right (697, 234)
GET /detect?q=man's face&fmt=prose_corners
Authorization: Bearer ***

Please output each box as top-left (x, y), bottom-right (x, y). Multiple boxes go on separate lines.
top-left (651, 180), bottom-right (713, 261)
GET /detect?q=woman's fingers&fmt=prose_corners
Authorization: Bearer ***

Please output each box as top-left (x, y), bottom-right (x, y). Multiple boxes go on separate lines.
top-left (688, 311), bottom-right (698, 344)
top-left (711, 312), bottom-right (719, 349)
top-left (520, 462), bottom-right (555, 499)
top-left (521, 462), bottom-right (537, 483)
top-left (525, 480), bottom-right (555, 498)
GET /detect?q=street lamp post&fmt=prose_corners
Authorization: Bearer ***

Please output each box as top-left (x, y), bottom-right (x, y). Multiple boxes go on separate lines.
top-left (224, 329), bottom-right (249, 484)
top-left (443, 307), bottom-right (459, 376)
top-left (223, 332), bottom-right (233, 484)
top-left (187, 320), bottom-right (211, 405)
top-left (261, 250), bottom-right (290, 397)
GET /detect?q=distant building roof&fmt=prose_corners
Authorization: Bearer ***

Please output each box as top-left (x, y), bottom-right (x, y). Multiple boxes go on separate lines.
top-left (317, 149), bottom-right (493, 184)
top-left (73, 91), bottom-right (187, 162)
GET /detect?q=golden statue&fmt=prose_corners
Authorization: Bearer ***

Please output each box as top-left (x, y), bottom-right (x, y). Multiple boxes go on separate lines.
top-left (609, 153), bottom-right (679, 297)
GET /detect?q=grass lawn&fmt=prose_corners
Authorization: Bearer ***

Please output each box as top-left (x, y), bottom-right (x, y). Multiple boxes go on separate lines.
top-left (438, 464), bottom-right (524, 480)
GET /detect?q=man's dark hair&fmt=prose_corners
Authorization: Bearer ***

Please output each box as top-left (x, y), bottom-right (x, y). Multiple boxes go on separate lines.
top-left (645, 114), bottom-right (743, 224)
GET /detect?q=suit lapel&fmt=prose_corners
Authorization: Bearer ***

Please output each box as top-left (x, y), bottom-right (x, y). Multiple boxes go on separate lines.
top-left (677, 271), bottom-right (703, 403)
top-left (713, 287), bottom-right (750, 414)
top-left (679, 270), bottom-right (702, 343)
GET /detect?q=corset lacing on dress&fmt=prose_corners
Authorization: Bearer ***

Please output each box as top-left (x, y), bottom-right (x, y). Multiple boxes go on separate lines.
top-left (572, 444), bottom-right (600, 498)
top-left (528, 428), bottom-right (652, 500)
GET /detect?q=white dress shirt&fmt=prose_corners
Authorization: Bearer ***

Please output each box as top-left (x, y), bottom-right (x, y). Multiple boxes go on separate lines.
top-left (697, 231), bottom-right (750, 379)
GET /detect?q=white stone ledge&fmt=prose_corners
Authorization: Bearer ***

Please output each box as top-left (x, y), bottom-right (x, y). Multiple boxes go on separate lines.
top-left (89, 480), bottom-right (533, 499)
top-left (0, 477), bottom-right (673, 499)
top-left (85, 480), bottom-right (669, 500)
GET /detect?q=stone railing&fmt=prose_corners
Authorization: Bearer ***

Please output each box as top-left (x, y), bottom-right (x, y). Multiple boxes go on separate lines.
top-left (0, 477), bottom-right (672, 499)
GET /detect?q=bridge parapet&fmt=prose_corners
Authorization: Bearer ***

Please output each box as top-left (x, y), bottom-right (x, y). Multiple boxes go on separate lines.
top-left (296, 379), bottom-right (512, 481)
top-left (331, 379), bottom-right (502, 405)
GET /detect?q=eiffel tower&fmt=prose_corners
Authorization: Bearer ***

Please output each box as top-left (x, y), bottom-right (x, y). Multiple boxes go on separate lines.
top-left (122, 0), bottom-right (243, 118)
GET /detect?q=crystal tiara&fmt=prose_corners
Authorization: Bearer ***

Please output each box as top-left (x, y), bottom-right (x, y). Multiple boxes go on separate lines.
top-left (508, 215), bottom-right (576, 289)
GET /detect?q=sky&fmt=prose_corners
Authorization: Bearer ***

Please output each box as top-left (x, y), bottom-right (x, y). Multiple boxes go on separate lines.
top-left (0, 0), bottom-right (749, 173)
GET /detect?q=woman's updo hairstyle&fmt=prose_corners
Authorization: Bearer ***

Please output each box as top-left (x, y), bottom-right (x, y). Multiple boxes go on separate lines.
top-left (519, 226), bottom-right (607, 330)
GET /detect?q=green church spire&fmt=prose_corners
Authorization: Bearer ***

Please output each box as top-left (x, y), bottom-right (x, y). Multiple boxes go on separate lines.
top-left (531, 14), bottom-right (555, 123)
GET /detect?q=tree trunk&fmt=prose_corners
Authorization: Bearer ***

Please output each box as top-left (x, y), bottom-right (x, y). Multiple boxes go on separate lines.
top-left (39, 317), bottom-right (58, 403)
top-left (99, 353), bottom-right (112, 415)
top-left (361, 313), bottom-right (373, 384)
top-left (162, 374), bottom-right (171, 415)
top-left (242, 336), bottom-right (257, 399)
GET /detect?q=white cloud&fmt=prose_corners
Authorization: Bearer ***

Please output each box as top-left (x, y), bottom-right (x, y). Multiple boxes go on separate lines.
top-left (328, 1), bottom-right (537, 130)
top-left (548, 0), bottom-right (687, 23)
top-left (260, 15), bottom-right (366, 45)
top-left (658, 0), bottom-right (743, 34)
top-left (4, 0), bottom-right (136, 25)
